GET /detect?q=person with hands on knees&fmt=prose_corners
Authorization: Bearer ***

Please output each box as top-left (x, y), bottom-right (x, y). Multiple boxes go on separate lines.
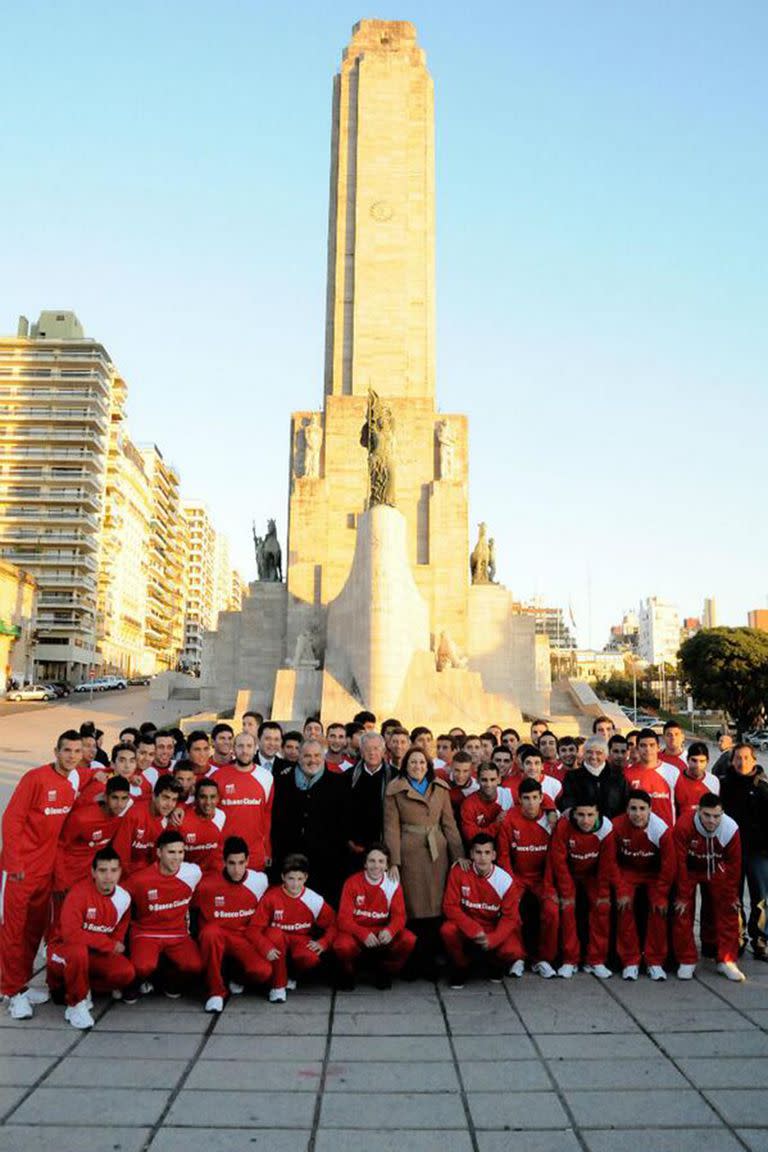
top-left (333, 842), bottom-right (416, 989)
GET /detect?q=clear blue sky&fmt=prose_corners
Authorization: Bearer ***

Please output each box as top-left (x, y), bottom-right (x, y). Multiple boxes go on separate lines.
top-left (2, 1), bottom-right (766, 647)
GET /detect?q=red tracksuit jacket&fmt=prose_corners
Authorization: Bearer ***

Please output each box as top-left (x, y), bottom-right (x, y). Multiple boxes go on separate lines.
top-left (673, 812), bottom-right (741, 903)
top-left (496, 808), bottom-right (553, 886)
top-left (612, 811), bottom-right (676, 902)
top-left (178, 806), bottom-right (227, 872)
top-left (0, 763), bottom-right (80, 879)
top-left (502, 774), bottom-right (559, 811)
top-left (460, 789), bottom-right (514, 843)
top-left (337, 872), bottom-right (407, 942)
top-left (253, 885), bottom-right (336, 948)
top-left (126, 861), bottom-right (202, 940)
top-left (548, 815), bottom-right (617, 900)
top-left (75, 772), bottom-right (150, 810)
top-left (207, 764), bottom-right (273, 867)
top-left (674, 772), bottom-right (719, 818)
top-left (111, 801), bottom-right (168, 876)
top-left (442, 864), bottom-right (518, 947)
top-left (624, 763), bottom-right (678, 827)
top-left (194, 868), bottom-right (268, 931)
top-left (50, 876), bottom-right (131, 956)
top-left (54, 799), bottom-right (134, 890)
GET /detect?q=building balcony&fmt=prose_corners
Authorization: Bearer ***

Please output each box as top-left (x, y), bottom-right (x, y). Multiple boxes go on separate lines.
top-left (0, 406), bottom-right (109, 430)
top-left (1, 490), bottom-right (102, 512)
top-left (3, 549), bottom-right (98, 571)
top-left (0, 507), bottom-right (100, 528)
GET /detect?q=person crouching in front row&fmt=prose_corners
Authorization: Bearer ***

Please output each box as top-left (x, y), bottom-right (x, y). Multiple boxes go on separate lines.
top-left (333, 842), bottom-right (416, 989)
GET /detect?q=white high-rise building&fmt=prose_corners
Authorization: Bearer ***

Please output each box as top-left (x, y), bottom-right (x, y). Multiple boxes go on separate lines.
top-left (182, 501), bottom-right (216, 672)
top-left (702, 597), bottom-right (717, 629)
top-left (638, 597), bottom-right (680, 667)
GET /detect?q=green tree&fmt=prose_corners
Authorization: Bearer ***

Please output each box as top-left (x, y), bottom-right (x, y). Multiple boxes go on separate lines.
top-left (679, 627), bottom-right (768, 733)
top-left (594, 675), bottom-right (659, 711)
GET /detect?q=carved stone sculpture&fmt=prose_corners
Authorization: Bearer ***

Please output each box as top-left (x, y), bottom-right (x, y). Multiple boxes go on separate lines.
top-left (289, 629), bottom-right (320, 668)
top-left (253, 518), bottom-right (283, 582)
top-left (436, 418), bottom-right (456, 480)
top-left (436, 629), bottom-right (468, 671)
top-left (488, 537), bottom-right (497, 584)
top-left (360, 388), bottom-right (396, 507)
top-left (301, 413), bottom-right (322, 479)
top-left (470, 521), bottom-right (490, 584)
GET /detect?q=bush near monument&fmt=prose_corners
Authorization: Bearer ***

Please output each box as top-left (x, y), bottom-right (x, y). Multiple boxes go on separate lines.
top-left (679, 627), bottom-right (768, 735)
top-left (594, 674), bottom-right (660, 712)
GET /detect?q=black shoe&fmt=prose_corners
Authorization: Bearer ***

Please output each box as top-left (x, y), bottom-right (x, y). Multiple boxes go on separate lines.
top-left (448, 970), bottom-right (466, 990)
top-left (753, 943), bottom-right (768, 962)
top-left (374, 972), bottom-right (392, 991)
top-left (334, 974), bottom-right (355, 992)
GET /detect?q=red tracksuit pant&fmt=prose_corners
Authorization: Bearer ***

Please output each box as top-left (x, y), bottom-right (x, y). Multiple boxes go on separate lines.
top-left (198, 924), bottom-right (272, 997)
top-left (616, 880), bottom-right (668, 967)
top-left (333, 929), bottom-right (416, 975)
top-left (0, 873), bottom-right (52, 998)
top-left (514, 881), bottom-right (559, 965)
top-left (559, 877), bottom-right (610, 966)
top-left (47, 944), bottom-right (136, 1007)
top-left (672, 881), bottom-right (740, 965)
top-left (261, 926), bottom-right (324, 990)
top-left (440, 920), bottom-right (522, 971)
top-left (129, 935), bottom-right (203, 983)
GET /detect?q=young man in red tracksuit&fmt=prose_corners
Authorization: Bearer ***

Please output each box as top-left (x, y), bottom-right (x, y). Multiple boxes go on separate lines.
top-left (193, 835), bottom-right (271, 1013)
top-left (253, 853), bottom-right (336, 1003)
top-left (178, 778), bottom-right (227, 872)
top-left (208, 732), bottom-right (273, 869)
top-left (124, 829), bottom-right (203, 1000)
top-left (440, 833), bottom-right (523, 987)
top-left (548, 790), bottom-right (617, 979)
top-left (460, 763), bottom-right (514, 846)
top-left (47, 845), bottom-right (135, 1029)
top-left (660, 720), bottom-right (687, 773)
top-left (502, 745), bottom-right (560, 815)
top-left (442, 752), bottom-right (479, 820)
top-left (613, 789), bottom-right (676, 981)
top-left (111, 775), bottom-right (182, 877)
top-left (672, 792), bottom-right (745, 982)
top-left (0, 729), bottom-right (83, 1020)
top-left (624, 729), bottom-right (679, 828)
top-left (496, 778), bottom-right (559, 978)
top-left (74, 742), bottom-right (151, 810)
top-left (333, 842), bottom-right (416, 989)
top-left (674, 742), bottom-right (719, 818)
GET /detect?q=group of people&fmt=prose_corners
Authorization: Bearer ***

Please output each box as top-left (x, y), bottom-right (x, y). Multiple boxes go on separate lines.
top-left (1, 708), bottom-right (766, 1029)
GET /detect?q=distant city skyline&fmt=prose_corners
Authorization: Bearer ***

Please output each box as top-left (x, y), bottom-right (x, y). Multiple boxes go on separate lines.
top-left (3, 2), bottom-right (766, 647)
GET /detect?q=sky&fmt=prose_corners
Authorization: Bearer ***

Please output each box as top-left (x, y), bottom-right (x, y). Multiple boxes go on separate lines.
top-left (2, 1), bottom-right (766, 648)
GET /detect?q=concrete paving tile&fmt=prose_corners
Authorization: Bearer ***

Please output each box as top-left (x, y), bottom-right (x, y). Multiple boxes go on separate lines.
top-left (328, 1036), bottom-right (452, 1062)
top-left (535, 1033), bottom-right (659, 1060)
top-left (148, 1130), bottom-right (310, 1152)
top-left (0, 1030), bottom-right (78, 1057)
top-left (335, 990), bottom-right (440, 1013)
top-left (460, 1061), bottom-right (551, 1091)
top-left (517, 1007), bottom-right (638, 1035)
top-left (440, 989), bottom-right (511, 1011)
top-left (323, 1060), bottom-right (459, 1092)
top-left (93, 1009), bottom-right (210, 1033)
top-left (582, 1131), bottom-right (743, 1152)
top-left (185, 1059), bottom-right (323, 1091)
top-left (202, 1035), bottom-right (327, 1061)
top-left (468, 1091), bottom-right (569, 1129)
top-left (0, 1088), bottom-right (30, 1121)
top-left (655, 1031), bottom-right (768, 1058)
top-left (316, 1134), bottom-right (473, 1152)
top-left (332, 1012), bottom-right (446, 1035)
top-left (0, 1056), bottom-right (56, 1085)
top-left (224, 994), bottom-right (330, 1014)
top-left (477, 1134), bottom-right (581, 1152)
top-left (0, 1004), bottom-right (65, 1030)
top-left (453, 1035), bottom-right (537, 1061)
top-left (444, 1011), bottom-right (524, 1035)
top-left (678, 1056), bottom-right (768, 1088)
top-left (742, 1010), bottom-right (768, 1028)
top-left (164, 1089), bottom-right (315, 1128)
top-left (320, 1092), bottom-right (467, 1129)
top-left (565, 1088), bottom-right (721, 1128)
top-left (46, 1057), bottom-right (189, 1088)
top-left (0, 1128), bottom-right (152, 1152)
top-left (75, 1032), bottom-right (202, 1059)
top-left (548, 1057), bottom-right (687, 1090)
top-left (704, 1090), bottom-right (767, 1126)
top-left (9, 1086), bottom-right (171, 1126)
top-left (643, 1008), bottom-right (755, 1032)
top-left (212, 1011), bottom-right (328, 1035)
top-left (738, 1132), bottom-right (768, 1152)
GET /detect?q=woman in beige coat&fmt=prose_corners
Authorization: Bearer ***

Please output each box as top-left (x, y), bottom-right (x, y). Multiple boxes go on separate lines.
top-left (384, 746), bottom-right (468, 977)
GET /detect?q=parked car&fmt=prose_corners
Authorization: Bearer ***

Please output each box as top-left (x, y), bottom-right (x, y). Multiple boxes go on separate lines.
top-left (74, 679), bottom-right (104, 693)
top-left (43, 682), bottom-right (69, 698)
top-left (7, 684), bottom-right (56, 702)
top-left (128, 676), bottom-right (151, 686)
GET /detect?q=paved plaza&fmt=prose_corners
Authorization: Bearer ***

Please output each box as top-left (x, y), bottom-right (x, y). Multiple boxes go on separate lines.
top-left (0, 958), bottom-right (766, 1152)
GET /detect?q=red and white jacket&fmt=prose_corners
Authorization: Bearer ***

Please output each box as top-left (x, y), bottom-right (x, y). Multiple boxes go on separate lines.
top-left (502, 773), bottom-right (560, 811)
top-left (337, 871), bottom-right (407, 943)
top-left (442, 863), bottom-right (519, 947)
top-left (54, 799), bottom-right (133, 891)
top-left (543, 760), bottom-right (566, 784)
top-left (193, 868), bottom-right (268, 932)
top-left (548, 814), bottom-right (617, 900)
top-left (460, 788), bottom-right (514, 843)
top-left (624, 762), bottom-right (679, 828)
top-left (178, 806), bottom-right (227, 872)
top-left (110, 801), bottom-right (168, 877)
top-left (253, 884), bottom-right (336, 949)
top-left (674, 771), bottom-right (719, 819)
top-left (0, 763), bottom-right (80, 879)
top-left (496, 808), bottom-right (553, 888)
top-left (126, 860), bottom-right (202, 940)
top-left (206, 764), bottom-right (273, 868)
top-left (50, 876), bottom-right (131, 956)
top-left (673, 811), bottom-right (741, 902)
top-left (611, 811), bottom-right (676, 902)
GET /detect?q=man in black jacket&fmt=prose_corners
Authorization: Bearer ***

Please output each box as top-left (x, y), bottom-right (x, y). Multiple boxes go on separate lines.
top-left (721, 743), bottom-right (768, 960)
top-left (270, 739), bottom-right (346, 905)
top-left (342, 731), bottom-right (394, 875)
top-left (558, 736), bottom-right (628, 818)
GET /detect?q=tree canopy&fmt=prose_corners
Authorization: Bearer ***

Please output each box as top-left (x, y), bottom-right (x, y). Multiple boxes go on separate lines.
top-left (679, 627), bottom-right (768, 732)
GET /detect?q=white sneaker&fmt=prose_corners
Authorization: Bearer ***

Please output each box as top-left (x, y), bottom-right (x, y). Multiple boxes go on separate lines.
top-left (286, 979), bottom-right (297, 991)
top-left (111, 989), bottom-right (123, 1000)
top-left (533, 961), bottom-right (557, 979)
top-left (205, 995), bottom-right (224, 1013)
top-left (622, 965), bottom-right (639, 981)
top-left (717, 961), bottom-right (746, 983)
top-left (584, 964), bottom-right (612, 980)
top-left (647, 965), bottom-right (667, 981)
top-left (269, 987), bottom-right (287, 1003)
top-left (677, 964), bottom-right (696, 980)
top-left (139, 981), bottom-right (154, 996)
top-left (25, 986), bottom-right (50, 1006)
top-left (84, 992), bottom-right (93, 1010)
top-left (508, 959), bottom-right (525, 978)
top-left (557, 964), bottom-right (576, 979)
top-left (64, 999), bottom-right (95, 1030)
top-left (228, 981), bottom-right (244, 996)
top-left (8, 992), bottom-right (33, 1020)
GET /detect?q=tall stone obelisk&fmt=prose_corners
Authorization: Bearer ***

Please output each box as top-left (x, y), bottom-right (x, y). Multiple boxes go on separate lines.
top-left (324, 20), bottom-right (435, 400)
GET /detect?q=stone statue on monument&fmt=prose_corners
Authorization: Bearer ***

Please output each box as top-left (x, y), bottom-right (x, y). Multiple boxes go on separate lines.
top-left (360, 388), bottom-right (396, 507)
top-left (470, 522), bottom-right (491, 584)
top-left (253, 518), bottom-right (283, 582)
top-left (435, 629), bottom-right (468, 671)
top-left (288, 629), bottom-right (320, 669)
top-left (488, 537), bottom-right (497, 584)
top-left (301, 413), bottom-right (322, 479)
top-left (436, 418), bottom-right (456, 480)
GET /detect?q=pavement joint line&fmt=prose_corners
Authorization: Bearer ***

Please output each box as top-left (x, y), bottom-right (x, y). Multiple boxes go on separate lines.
top-left (502, 979), bottom-right (591, 1152)
top-left (599, 973), bottom-right (753, 1150)
top-left (690, 970), bottom-right (768, 1033)
top-left (307, 987), bottom-right (336, 1152)
top-left (434, 981), bottom-right (480, 1152)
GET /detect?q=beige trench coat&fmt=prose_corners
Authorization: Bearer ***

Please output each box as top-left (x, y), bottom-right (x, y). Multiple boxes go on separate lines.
top-left (384, 776), bottom-right (465, 919)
